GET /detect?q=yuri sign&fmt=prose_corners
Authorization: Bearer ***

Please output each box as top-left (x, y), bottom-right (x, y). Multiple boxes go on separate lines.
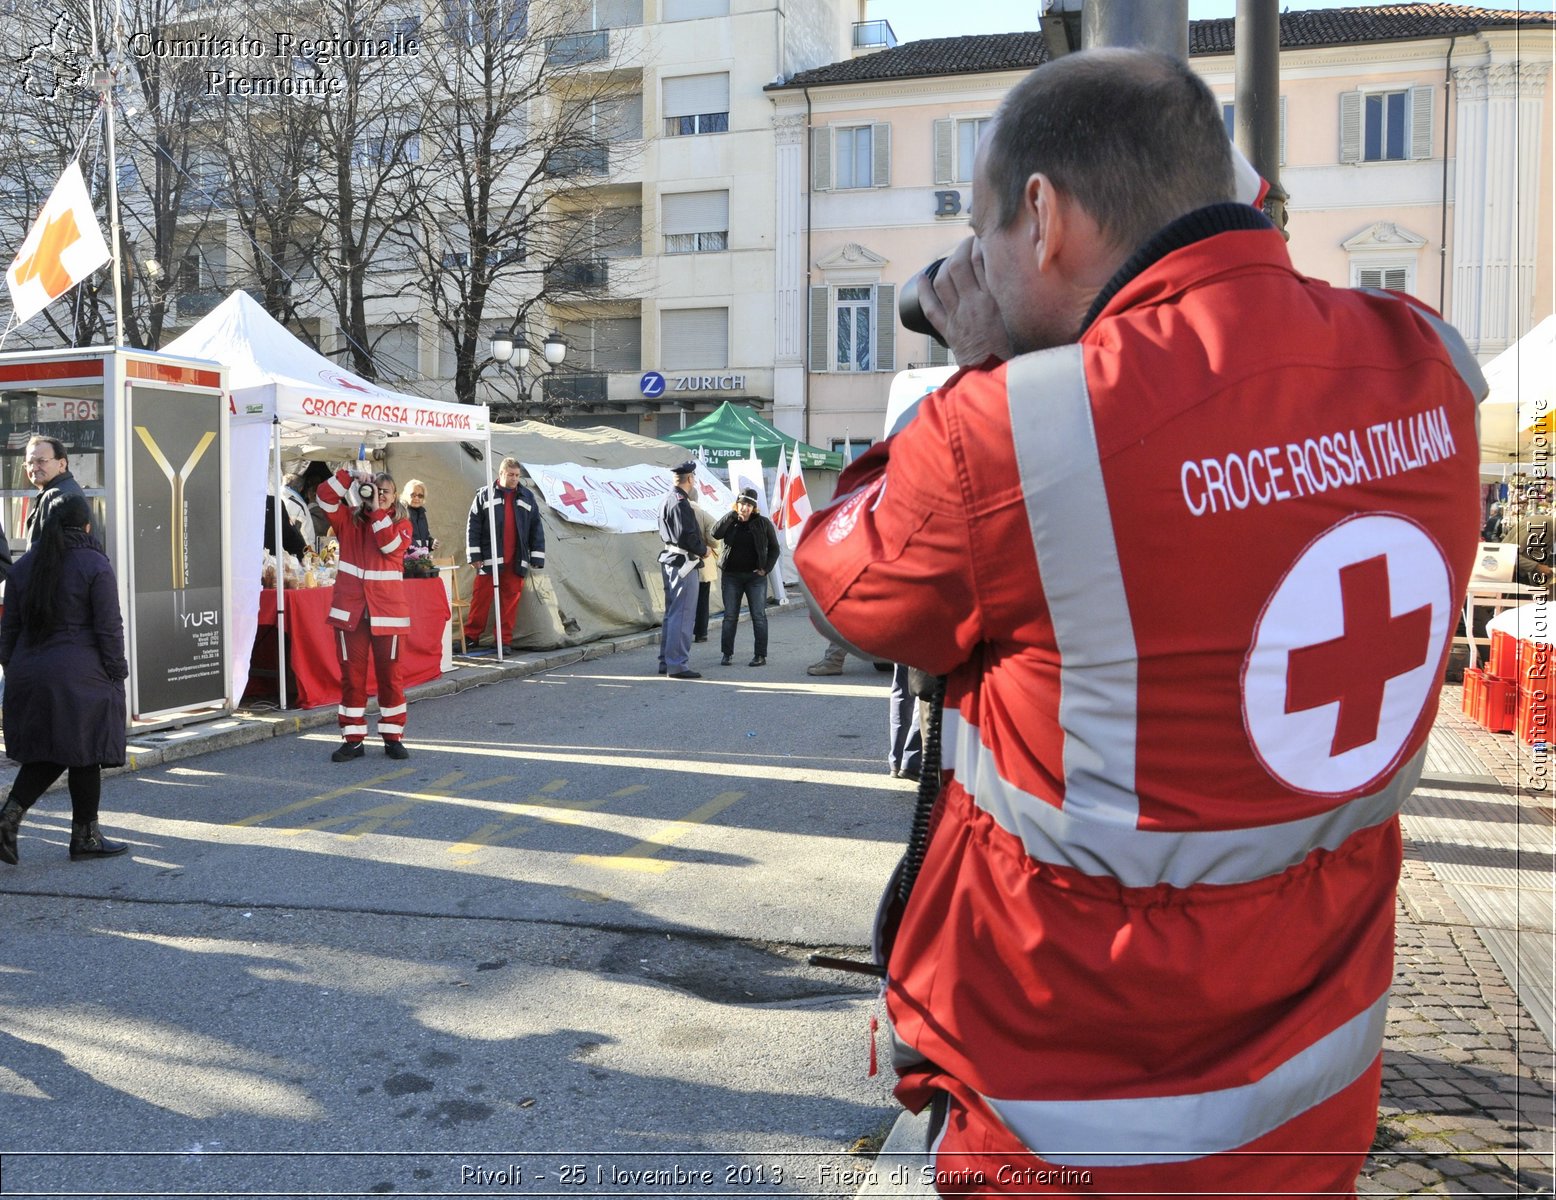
top-left (525, 461), bottom-right (733, 533)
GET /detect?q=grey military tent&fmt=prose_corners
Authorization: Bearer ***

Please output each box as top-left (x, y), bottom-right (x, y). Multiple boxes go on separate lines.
top-left (385, 423), bottom-right (713, 649)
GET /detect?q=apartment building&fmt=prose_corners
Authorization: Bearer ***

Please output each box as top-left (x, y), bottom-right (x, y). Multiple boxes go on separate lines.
top-left (769, 5), bottom-right (1554, 456)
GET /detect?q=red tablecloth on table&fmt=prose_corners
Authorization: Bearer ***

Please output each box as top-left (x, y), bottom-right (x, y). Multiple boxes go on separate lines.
top-left (247, 578), bottom-right (451, 709)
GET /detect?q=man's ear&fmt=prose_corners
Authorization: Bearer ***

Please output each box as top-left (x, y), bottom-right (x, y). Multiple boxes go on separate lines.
top-left (1031, 172), bottom-right (1065, 273)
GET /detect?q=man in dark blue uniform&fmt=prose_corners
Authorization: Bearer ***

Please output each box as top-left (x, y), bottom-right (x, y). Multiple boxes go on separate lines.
top-left (657, 461), bottom-right (706, 679)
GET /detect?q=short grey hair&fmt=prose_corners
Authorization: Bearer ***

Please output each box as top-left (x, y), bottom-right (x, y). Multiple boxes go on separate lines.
top-left (985, 48), bottom-right (1235, 254)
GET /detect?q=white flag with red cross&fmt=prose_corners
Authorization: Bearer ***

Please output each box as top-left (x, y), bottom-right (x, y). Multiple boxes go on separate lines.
top-left (5, 161), bottom-right (111, 326)
top-left (784, 447), bottom-right (813, 549)
top-left (769, 443), bottom-right (791, 533)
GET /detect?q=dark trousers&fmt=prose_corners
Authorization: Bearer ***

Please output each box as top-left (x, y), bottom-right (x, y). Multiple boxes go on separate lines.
top-left (8, 761), bottom-right (102, 824)
top-left (720, 572), bottom-right (769, 658)
top-left (889, 663), bottom-right (924, 774)
top-left (694, 580), bottom-right (711, 639)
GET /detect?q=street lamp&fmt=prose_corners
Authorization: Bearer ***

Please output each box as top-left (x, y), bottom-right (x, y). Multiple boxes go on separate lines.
top-left (489, 327), bottom-right (568, 421)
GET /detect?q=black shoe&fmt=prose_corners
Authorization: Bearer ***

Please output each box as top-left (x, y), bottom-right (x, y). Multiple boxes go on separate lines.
top-left (668, 670), bottom-right (702, 679)
top-left (69, 821), bottom-right (128, 860)
top-left (331, 740), bottom-right (365, 762)
top-left (748, 656), bottom-right (766, 666)
top-left (694, 635), bottom-right (708, 643)
top-left (384, 740), bottom-right (409, 760)
top-left (719, 654), bottom-right (732, 666)
top-left (0, 797), bottom-right (24, 866)
top-left (657, 664), bottom-right (667, 674)
top-left (900, 766), bottom-right (922, 782)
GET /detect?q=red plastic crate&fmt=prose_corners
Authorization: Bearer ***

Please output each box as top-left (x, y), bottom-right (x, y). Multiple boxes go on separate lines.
top-left (1518, 638), bottom-right (1554, 688)
top-left (1463, 668), bottom-right (1486, 720)
top-left (1518, 684), bottom-right (1552, 745)
top-left (1490, 630), bottom-right (1519, 678)
top-left (1462, 666), bottom-right (1487, 722)
top-left (1482, 675), bottom-right (1517, 733)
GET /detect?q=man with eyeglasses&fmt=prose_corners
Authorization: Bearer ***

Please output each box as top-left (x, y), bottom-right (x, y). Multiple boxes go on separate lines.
top-left (23, 435), bottom-right (86, 546)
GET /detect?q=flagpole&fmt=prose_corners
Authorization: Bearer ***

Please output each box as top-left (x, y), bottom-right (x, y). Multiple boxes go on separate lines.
top-left (94, 67), bottom-right (125, 346)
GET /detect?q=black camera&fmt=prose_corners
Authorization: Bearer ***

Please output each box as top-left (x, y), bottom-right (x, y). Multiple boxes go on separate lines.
top-left (351, 479), bottom-right (376, 507)
top-left (898, 257), bottom-right (948, 347)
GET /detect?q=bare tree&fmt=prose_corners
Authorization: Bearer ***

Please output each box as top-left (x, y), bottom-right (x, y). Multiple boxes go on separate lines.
top-left (405, 0), bottom-right (646, 408)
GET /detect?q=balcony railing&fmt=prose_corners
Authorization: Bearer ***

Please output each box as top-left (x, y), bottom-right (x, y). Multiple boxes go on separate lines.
top-left (544, 259), bottom-right (608, 291)
top-left (543, 373), bottom-right (608, 407)
top-left (852, 19), bottom-right (897, 50)
top-left (543, 145), bottom-right (609, 177)
top-left (175, 290), bottom-right (225, 318)
top-left (546, 29), bottom-right (609, 66)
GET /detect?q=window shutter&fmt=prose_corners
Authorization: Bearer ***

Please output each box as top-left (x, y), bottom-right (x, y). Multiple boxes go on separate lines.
top-left (1339, 91), bottom-right (1362, 164)
top-left (596, 0), bottom-right (644, 27)
top-left (1358, 267), bottom-right (1408, 291)
top-left (927, 337), bottom-right (950, 366)
top-left (933, 119), bottom-right (954, 185)
top-left (1409, 84), bottom-right (1434, 159)
top-left (874, 284), bottom-right (895, 370)
top-left (662, 190), bottom-right (729, 235)
top-left (663, 73), bottom-right (729, 119)
top-left (872, 122), bottom-right (891, 187)
top-left (663, 0), bottom-right (727, 19)
top-left (661, 307), bottom-right (729, 368)
top-left (809, 286), bottom-right (829, 372)
top-left (1279, 95), bottom-right (1287, 166)
top-left (811, 127), bottom-right (832, 192)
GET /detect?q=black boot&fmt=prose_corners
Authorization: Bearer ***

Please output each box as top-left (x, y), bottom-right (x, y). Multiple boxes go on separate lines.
top-left (0, 798), bottom-right (24, 866)
top-left (69, 821), bottom-right (128, 861)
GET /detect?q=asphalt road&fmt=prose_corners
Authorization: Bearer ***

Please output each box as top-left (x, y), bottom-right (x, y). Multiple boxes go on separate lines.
top-left (0, 606), bottom-right (916, 1198)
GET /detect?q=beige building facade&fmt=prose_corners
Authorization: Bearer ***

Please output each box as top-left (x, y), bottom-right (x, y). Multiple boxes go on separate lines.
top-left (770, 8), bottom-right (1554, 457)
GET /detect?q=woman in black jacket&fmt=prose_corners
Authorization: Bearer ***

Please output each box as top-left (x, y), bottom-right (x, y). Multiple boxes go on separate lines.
top-left (0, 495), bottom-right (129, 864)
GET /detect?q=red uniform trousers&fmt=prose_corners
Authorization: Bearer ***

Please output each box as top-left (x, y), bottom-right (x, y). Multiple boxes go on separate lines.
top-left (464, 571), bottom-right (524, 647)
top-left (336, 621), bottom-right (407, 744)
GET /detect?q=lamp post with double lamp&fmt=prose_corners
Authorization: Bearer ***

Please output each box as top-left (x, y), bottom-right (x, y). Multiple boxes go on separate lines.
top-left (489, 328), bottom-right (567, 422)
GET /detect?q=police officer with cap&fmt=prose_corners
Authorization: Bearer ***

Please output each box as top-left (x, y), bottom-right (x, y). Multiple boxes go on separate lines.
top-left (656, 461), bottom-right (707, 679)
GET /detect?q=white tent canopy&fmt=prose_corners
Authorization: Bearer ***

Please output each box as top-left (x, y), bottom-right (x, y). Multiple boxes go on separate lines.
top-left (164, 290), bottom-right (497, 705)
top-left (1478, 314), bottom-right (1555, 461)
top-left (165, 290), bottom-right (490, 448)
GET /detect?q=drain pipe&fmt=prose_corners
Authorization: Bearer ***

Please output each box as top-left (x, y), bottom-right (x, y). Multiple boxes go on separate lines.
top-left (1439, 36), bottom-right (1457, 314)
top-left (803, 85), bottom-right (814, 444)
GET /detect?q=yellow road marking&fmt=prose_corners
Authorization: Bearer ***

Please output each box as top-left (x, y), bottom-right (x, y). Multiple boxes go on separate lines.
top-left (449, 783), bottom-right (648, 857)
top-left (285, 770), bottom-right (467, 839)
top-left (228, 769), bottom-right (417, 828)
top-left (575, 790), bottom-right (744, 874)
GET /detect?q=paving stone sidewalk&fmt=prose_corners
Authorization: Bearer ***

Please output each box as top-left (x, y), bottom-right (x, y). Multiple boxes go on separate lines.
top-left (1358, 687), bottom-right (1555, 1195)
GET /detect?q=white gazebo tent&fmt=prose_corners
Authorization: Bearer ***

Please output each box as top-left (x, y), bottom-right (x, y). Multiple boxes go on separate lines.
top-left (1477, 314), bottom-right (1556, 461)
top-left (164, 291), bottom-right (506, 707)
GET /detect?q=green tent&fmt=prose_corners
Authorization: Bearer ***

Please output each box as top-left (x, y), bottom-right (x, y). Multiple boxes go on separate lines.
top-left (662, 402), bottom-right (844, 470)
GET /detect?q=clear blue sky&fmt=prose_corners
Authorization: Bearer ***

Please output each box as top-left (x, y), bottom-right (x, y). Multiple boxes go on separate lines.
top-left (871, 0), bottom-right (1555, 43)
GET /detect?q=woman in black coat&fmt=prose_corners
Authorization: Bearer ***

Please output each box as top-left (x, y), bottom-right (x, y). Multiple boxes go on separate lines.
top-left (0, 495), bottom-right (129, 864)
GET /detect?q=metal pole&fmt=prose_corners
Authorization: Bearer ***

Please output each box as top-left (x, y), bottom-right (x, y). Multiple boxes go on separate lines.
top-left (271, 422), bottom-right (289, 709)
top-left (95, 70), bottom-right (125, 346)
top-left (1235, 0), bottom-right (1289, 233)
top-left (1083, 0), bottom-right (1188, 57)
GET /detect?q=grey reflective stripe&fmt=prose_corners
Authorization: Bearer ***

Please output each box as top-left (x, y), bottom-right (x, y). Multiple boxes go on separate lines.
top-left (1358, 289), bottom-right (1488, 406)
top-left (945, 709), bottom-right (1421, 886)
top-left (981, 990), bottom-right (1388, 1167)
top-left (1006, 347), bottom-right (1140, 829)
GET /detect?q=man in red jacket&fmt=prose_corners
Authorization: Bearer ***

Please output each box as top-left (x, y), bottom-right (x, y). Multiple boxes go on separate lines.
top-left (317, 468), bottom-right (414, 761)
top-left (795, 49), bottom-right (1483, 1195)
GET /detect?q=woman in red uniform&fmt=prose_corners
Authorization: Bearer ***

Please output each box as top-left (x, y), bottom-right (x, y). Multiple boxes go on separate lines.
top-left (316, 468), bottom-right (414, 761)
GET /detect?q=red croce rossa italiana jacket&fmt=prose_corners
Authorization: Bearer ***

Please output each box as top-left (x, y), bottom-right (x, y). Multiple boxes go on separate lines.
top-left (795, 215), bottom-right (1482, 1195)
top-left (317, 468), bottom-right (412, 636)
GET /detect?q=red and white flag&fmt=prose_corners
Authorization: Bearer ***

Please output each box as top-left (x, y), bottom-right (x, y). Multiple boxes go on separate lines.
top-left (5, 161), bottom-right (111, 326)
top-left (770, 443), bottom-right (791, 533)
top-left (784, 447), bottom-right (812, 549)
